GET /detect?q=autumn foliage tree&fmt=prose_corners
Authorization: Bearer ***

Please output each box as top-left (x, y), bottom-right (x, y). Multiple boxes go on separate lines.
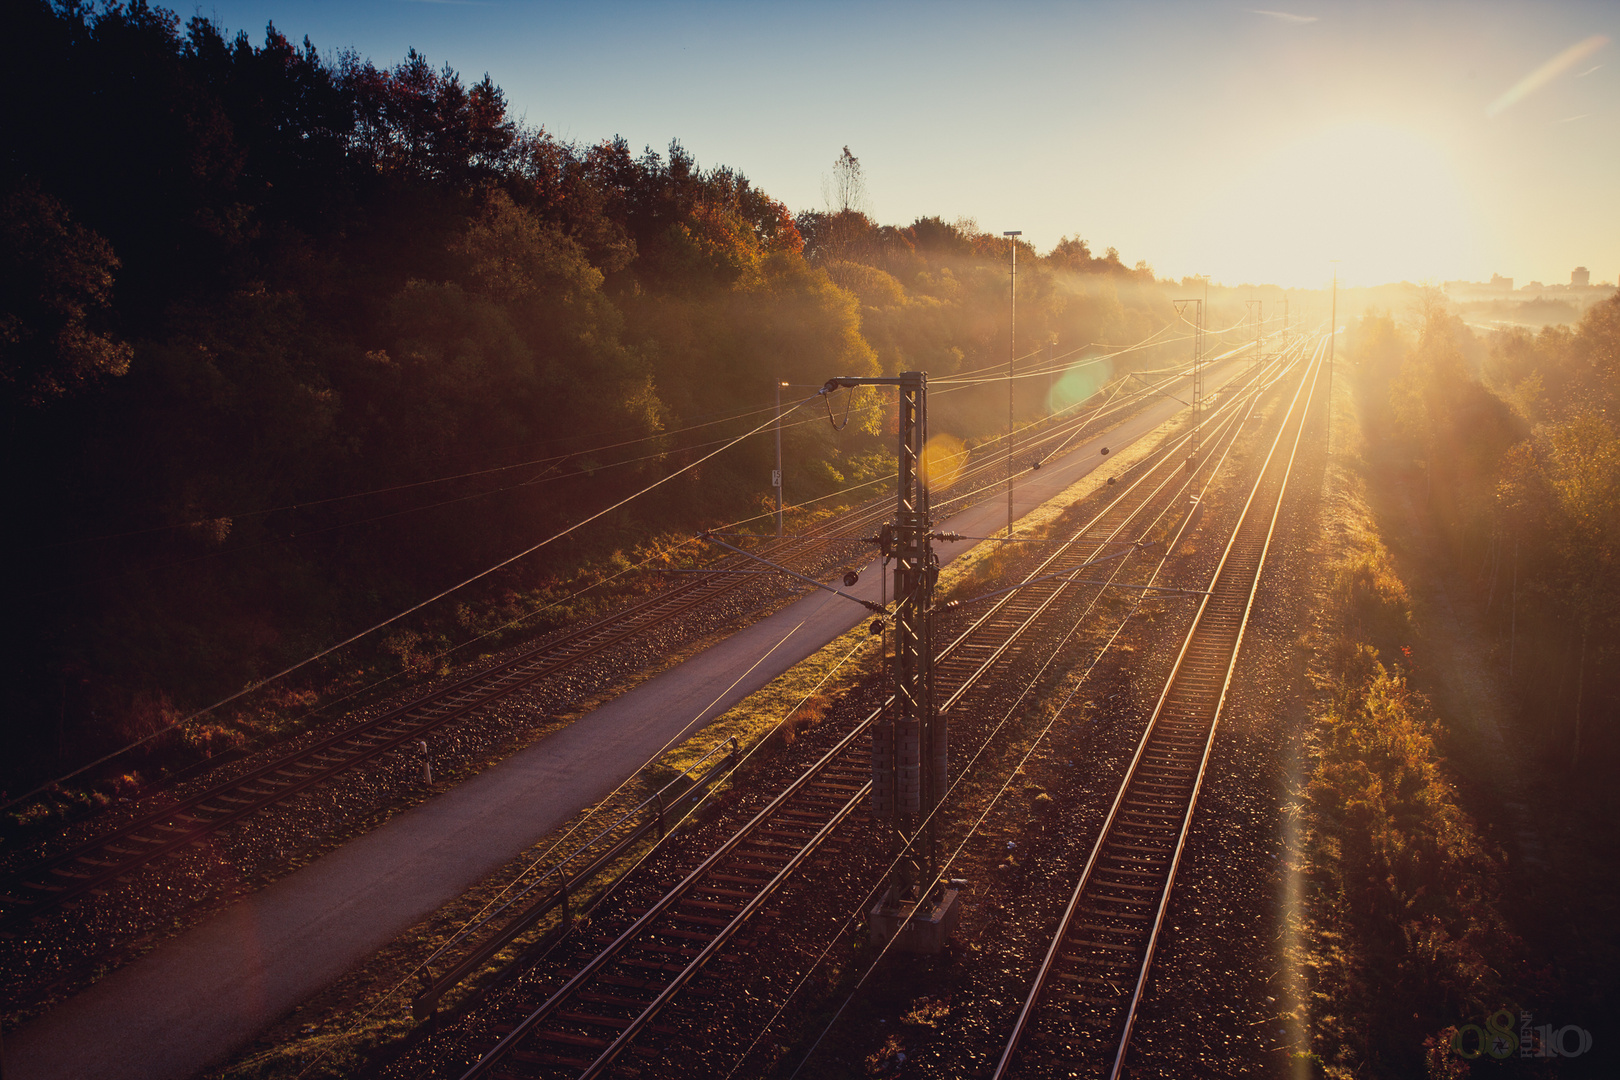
top-left (0, 2), bottom-right (1177, 795)
top-left (1356, 288), bottom-right (1620, 770)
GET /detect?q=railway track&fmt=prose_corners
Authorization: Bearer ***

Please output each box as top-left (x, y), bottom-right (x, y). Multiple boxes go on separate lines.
top-left (992, 334), bottom-right (1327, 1080)
top-left (0, 355), bottom-right (1230, 940)
top-left (380, 347), bottom-right (1298, 1080)
top-left (0, 459), bottom-right (897, 935)
top-left (0, 530), bottom-right (852, 937)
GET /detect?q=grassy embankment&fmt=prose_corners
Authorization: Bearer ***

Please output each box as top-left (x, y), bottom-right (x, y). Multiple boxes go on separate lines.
top-left (1293, 371), bottom-right (1526, 1078)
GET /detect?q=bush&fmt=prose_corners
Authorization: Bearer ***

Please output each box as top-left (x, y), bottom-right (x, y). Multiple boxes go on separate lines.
top-left (1306, 654), bottom-right (1516, 1073)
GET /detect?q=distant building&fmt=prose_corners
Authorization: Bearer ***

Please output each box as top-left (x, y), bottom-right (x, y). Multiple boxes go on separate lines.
top-left (1489, 273), bottom-right (1513, 291)
top-left (1572, 266), bottom-right (1591, 287)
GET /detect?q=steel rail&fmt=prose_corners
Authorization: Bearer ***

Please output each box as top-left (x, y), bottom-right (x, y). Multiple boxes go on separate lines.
top-left (409, 737), bottom-right (742, 1021)
top-left (758, 341), bottom-right (1306, 1080)
top-left (556, 343), bottom-right (1307, 1080)
top-left (430, 348), bottom-right (1295, 1080)
top-left (0, 346), bottom-right (1218, 939)
top-left (454, 708), bottom-right (878, 1078)
top-left (991, 333), bottom-right (1327, 1080)
top-left (576, 781), bottom-right (869, 1080)
top-left (1105, 336), bottom-right (1325, 1079)
top-left (931, 346), bottom-right (1301, 715)
top-left (0, 553), bottom-right (791, 931)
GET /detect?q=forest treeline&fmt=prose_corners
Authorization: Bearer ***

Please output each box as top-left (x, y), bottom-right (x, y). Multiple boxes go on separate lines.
top-left (0, 2), bottom-right (1181, 796)
top-left (1348, 288), bottom-right (1620, 770)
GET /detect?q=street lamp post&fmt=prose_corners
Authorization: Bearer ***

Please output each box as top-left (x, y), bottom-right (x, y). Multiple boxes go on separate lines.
top-left (1003, 230), bottom-right (1021, 540)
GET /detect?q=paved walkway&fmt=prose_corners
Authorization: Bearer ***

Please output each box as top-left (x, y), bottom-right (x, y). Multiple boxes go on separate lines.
top-left (5, 367), bottom-right (1233, 1080)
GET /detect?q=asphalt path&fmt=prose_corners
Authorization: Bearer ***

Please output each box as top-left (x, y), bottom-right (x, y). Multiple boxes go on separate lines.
top-left (5, 362), bottom-right (1241, 1080)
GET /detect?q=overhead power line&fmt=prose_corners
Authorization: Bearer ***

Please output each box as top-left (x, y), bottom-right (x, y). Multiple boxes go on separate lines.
top-left (2, 392), bottom-right (824, 813)
top-left (17, 393), bottom-right (821, 555)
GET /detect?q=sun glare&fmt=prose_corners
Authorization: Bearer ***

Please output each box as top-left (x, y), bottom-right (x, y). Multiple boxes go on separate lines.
top-left (1049, 359), bottom-right (1112, 416)
top-left (919, 434), bottom-right (969, 491)
top-left (1189, 122), bottom-right (1479, 287)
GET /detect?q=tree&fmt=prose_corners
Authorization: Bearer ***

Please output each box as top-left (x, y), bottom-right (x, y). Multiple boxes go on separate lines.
top-left (1542, 412), bottom-right (1620, 762)
top-left (0, 185), bottom-right (132, 406)
top-left (823, 145), bottom-right (867, 215)
top-left (1046, 236), bottom-right (1099, 274)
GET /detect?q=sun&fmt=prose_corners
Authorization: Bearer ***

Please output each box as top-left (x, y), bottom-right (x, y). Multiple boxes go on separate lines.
top-left (1191, 122), bottom-right (1481, 287)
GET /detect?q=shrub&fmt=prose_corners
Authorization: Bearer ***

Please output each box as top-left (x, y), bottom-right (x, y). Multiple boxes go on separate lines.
top-left (1306, 662), bottom-right (1515, 1074)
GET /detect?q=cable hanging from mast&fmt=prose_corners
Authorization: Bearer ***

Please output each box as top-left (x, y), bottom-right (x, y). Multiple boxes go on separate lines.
top-left (822, 381), bottom-right (861, 430)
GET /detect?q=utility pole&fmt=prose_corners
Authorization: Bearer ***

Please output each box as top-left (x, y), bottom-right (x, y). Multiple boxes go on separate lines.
top-left (823, 371), bottom-right (954, 951)
top-left (1004, 230), bottom-right (1021, 540)
top-left (774, 380), bottom-right (787, 537)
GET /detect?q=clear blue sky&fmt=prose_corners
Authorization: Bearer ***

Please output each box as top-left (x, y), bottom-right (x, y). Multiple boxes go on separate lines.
top-left (195, 0), bottom-right (1619, 288)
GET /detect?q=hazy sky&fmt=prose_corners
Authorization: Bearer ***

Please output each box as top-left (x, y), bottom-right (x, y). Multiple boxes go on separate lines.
top-left (195, 0), bottom-right (1618, 289)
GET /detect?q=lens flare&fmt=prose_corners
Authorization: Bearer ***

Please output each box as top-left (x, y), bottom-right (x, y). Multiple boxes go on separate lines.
top-left (1048, 359), bottom-right (1112, 415)
top-left (919, 434), bottom-right (968, 491)
top-left (1486, 35), bottom-right (1609, 118)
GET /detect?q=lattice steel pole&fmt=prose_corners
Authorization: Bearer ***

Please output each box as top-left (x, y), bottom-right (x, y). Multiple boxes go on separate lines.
top-left (822, 371), bottom-right (939, 900)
